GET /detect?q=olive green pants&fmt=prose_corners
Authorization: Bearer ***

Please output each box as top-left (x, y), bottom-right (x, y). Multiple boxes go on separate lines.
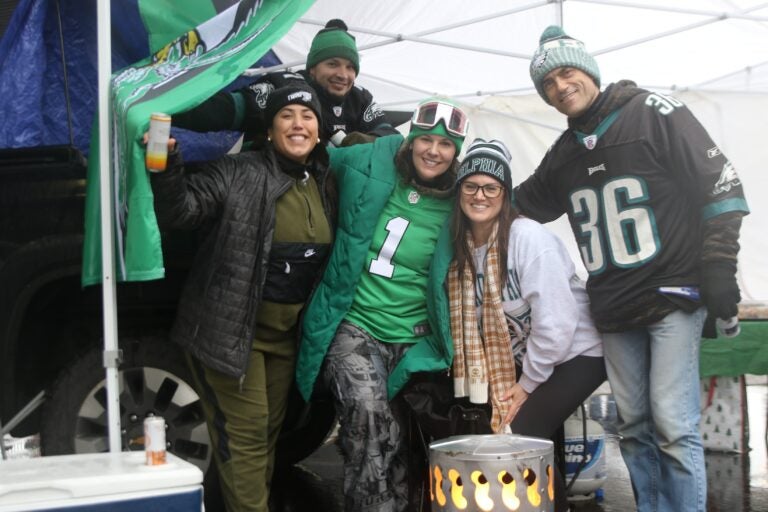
top-left (186, 338), bottom-right (296, 512)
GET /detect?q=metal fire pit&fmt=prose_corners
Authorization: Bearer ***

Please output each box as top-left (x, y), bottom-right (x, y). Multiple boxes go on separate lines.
top-left (429, 434), bottom-right (554, 512)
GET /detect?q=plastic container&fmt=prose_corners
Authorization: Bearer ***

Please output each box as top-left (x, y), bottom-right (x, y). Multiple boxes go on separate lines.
top-left (0, 451), bottom-right (202, 511)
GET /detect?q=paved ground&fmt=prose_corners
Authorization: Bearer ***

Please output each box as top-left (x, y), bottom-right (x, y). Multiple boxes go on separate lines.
top-left (280, 376), bottom-right (767, 512)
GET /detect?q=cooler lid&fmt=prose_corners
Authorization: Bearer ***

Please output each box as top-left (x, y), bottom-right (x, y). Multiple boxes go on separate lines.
top-left (0, 452), bottom-right (202, 505)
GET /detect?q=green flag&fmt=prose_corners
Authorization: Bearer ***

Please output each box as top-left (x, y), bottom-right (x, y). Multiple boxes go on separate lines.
top-left (82, 0), bottom-right (314, 286)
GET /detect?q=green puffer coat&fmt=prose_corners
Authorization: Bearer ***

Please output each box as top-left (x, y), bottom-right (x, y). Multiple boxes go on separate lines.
top-left (295, 134), bottom-right (454, 401)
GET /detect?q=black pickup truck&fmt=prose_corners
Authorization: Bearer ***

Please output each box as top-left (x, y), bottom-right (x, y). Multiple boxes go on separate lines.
top-left (0, 145), bottom-right (336, 506)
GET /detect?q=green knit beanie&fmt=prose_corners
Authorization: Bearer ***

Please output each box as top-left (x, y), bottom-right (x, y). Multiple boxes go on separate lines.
top-left (306, 19), bottom-right (359, 74)
top-left (529, 25), bottom-right (601, 104)
top-left (407, 97), bottom-right (467, 154)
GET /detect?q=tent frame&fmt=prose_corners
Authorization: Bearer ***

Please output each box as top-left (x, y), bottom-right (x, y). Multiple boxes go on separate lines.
top-left (96, 0), bottom-right (122, 454)
top-left (243, 0), bottom-right (768, 104)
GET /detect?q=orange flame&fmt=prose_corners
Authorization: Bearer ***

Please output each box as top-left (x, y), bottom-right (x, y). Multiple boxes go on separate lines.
top-left (448, 469), bottom-right (468, 509)
top-left (470, 470), bottom-right (494, 511)
top-left (429, 464), bottom-right (435, 502)
top-left (547, 464), bottom-right (555, 501)
top-left (434, 465), bottom-right (447, 507)
top-left (498, 470), bottom-right (520, 510)
top-left (524, 468), bottom-right (541, 507)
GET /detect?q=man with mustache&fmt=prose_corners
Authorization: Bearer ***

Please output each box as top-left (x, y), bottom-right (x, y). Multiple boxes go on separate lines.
top-left (514, 25), bottom-right (749, 512)
top-left (175, 19), bottom-right (396, 147)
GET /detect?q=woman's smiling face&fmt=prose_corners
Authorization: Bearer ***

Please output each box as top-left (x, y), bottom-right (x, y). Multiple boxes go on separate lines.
top-left (410, 134), bottom-right (456, 182)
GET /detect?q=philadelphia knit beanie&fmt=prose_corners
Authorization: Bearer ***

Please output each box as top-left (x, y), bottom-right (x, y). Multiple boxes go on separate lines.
top-left (529, 25), bottom-right (601, 103)
top-left (306, 19), bottom-right (359, 74)
top-left (264, 83), bottom-right (323, 127)
top-left (456, 138), bottom-right (513, 195)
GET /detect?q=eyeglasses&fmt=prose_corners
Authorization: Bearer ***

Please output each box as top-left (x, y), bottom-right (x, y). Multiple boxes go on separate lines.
top-left (460, 182), bottom-right (504, 198)
top-left (411, 100), bottom-right (469, 137)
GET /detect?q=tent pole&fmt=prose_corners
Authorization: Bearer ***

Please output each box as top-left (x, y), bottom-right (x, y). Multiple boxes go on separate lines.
top-left (364, 73), bottom-right (542, 107)
top-left (572, 0), bottom-right (768, 22)
top-left (244, 1), bottom-right (550, 76)
top-left (96, 0), bottom-right (123, 454)
top-left (694, 60), bottom-right (768, 89)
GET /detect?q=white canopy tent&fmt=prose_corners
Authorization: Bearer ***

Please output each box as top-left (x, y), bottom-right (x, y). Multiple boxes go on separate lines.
top-left (263, 0), bottom-right (768, 301)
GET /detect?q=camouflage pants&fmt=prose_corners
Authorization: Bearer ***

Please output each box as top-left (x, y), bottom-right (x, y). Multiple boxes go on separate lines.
top-left (323, 321), bottom-right (411, 512)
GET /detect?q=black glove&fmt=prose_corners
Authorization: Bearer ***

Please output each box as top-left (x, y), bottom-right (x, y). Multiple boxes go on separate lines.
top-left (700, 262), bottom-right (740, 320)
top-left (340, 131), bottom-right (376, 147)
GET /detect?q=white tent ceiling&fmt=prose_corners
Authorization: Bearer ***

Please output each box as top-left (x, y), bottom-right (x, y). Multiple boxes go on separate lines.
top-left (271, 0), bottom-right (768, 107)
top-left (266, 0), bottom-right (768, 302)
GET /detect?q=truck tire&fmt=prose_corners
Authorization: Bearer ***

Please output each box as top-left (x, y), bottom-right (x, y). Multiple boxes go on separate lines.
top-left (39, 333), bottom-right (336, 508)
top-left (39, 334), bottom-right (222, 508)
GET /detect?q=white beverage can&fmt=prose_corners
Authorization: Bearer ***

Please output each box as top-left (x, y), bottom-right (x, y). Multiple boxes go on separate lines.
top-left (144, 415), bottom-right (167, 465)
top-left (716, 316), bottom-right (741, 338)
top-left (146, 113), bottom-right (172, 172)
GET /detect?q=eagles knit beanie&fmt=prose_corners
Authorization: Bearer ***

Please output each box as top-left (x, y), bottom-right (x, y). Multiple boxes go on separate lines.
top-left (407, 98), bottom-right (467, 154)
top-left (306, 19), bottom-right (360, 75)
top-left (529, 25), bottom-right (601, 103)
top-left (264, 83), bottom-right (323, 128)
top-left (456, 138), bottom-right (513, 195)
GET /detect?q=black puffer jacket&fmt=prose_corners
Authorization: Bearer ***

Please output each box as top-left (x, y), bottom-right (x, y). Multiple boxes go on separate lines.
top-left (151, 145), bottom-right (333, 378)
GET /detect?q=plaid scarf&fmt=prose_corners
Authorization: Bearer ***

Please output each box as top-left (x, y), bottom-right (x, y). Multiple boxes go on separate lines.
top-left (448, 227), bottom-right (517, 432)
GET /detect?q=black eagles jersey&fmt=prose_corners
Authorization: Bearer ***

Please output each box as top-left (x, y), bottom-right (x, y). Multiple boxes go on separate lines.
top-left (174, 70), bottom-right (397, 143)
top-left (515, 89), bottom-right (749, 325)
top-left (243, 70), bottom-right (397, 143)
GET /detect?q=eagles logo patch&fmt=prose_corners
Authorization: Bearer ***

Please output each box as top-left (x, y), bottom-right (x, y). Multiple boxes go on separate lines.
top-left (712, 161), bottom-right (741, 195)
top-left (363, 102), bottom-right (384, 123)
top-left (583, 134), bottom-right (598, 150)
top-left (249, 82), bottom-right (274, 109)
top-left (532, 51), bottom-right (549, 71)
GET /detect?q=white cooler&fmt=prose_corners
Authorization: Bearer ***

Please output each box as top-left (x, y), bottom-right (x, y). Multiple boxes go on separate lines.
top-left (0, 452), bottom-right (203, 511)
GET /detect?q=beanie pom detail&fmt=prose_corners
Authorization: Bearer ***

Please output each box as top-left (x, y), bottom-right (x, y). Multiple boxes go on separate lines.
top-left (325, 19), bottom-right (348, 31)
top-left (540, 25), bottom-right (566, 43)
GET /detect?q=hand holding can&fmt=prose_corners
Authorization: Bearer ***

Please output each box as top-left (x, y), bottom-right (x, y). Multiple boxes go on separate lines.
top-left (716, 316), bottom-right (741, 338)
top-left (146, 113), bottom-right (172, 172)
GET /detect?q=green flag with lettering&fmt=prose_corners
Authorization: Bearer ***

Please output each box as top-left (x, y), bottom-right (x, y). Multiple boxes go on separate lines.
top-left (82, 0), bottom-right (313, 286)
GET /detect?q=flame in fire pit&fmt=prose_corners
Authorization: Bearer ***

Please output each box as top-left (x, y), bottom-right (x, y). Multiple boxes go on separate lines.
top-left (470, 470), bottom-right (494, 511)
top-left (498, 470), bottom-right (520, 510)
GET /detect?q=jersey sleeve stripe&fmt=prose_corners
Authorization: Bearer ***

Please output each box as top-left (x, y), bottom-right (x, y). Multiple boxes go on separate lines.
top-left (701, 198), bottom-right (750, 220)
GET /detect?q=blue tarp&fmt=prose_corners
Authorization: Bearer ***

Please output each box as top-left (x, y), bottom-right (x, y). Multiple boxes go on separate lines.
top-left (0, 0), bottom-right (279, 161)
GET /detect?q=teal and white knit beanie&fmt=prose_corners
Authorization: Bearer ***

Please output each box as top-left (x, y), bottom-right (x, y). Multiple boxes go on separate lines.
top-left (529, 25), bottom-right (601, 103)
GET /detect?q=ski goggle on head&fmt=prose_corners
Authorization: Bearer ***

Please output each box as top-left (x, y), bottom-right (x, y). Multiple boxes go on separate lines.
top-left (410, 100), bottom-right (470, 138)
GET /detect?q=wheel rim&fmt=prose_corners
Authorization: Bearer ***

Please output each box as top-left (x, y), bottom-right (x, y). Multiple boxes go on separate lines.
top-left (73, 366), bottom-right (212, 473)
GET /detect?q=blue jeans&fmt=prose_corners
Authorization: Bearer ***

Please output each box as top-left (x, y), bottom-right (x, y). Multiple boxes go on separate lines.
top-left (602, 308), bottom-right (706, 512)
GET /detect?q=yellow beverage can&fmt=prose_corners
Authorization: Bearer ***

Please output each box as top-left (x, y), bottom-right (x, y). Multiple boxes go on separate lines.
top-left (146, 113), bottom-right (171, 172)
